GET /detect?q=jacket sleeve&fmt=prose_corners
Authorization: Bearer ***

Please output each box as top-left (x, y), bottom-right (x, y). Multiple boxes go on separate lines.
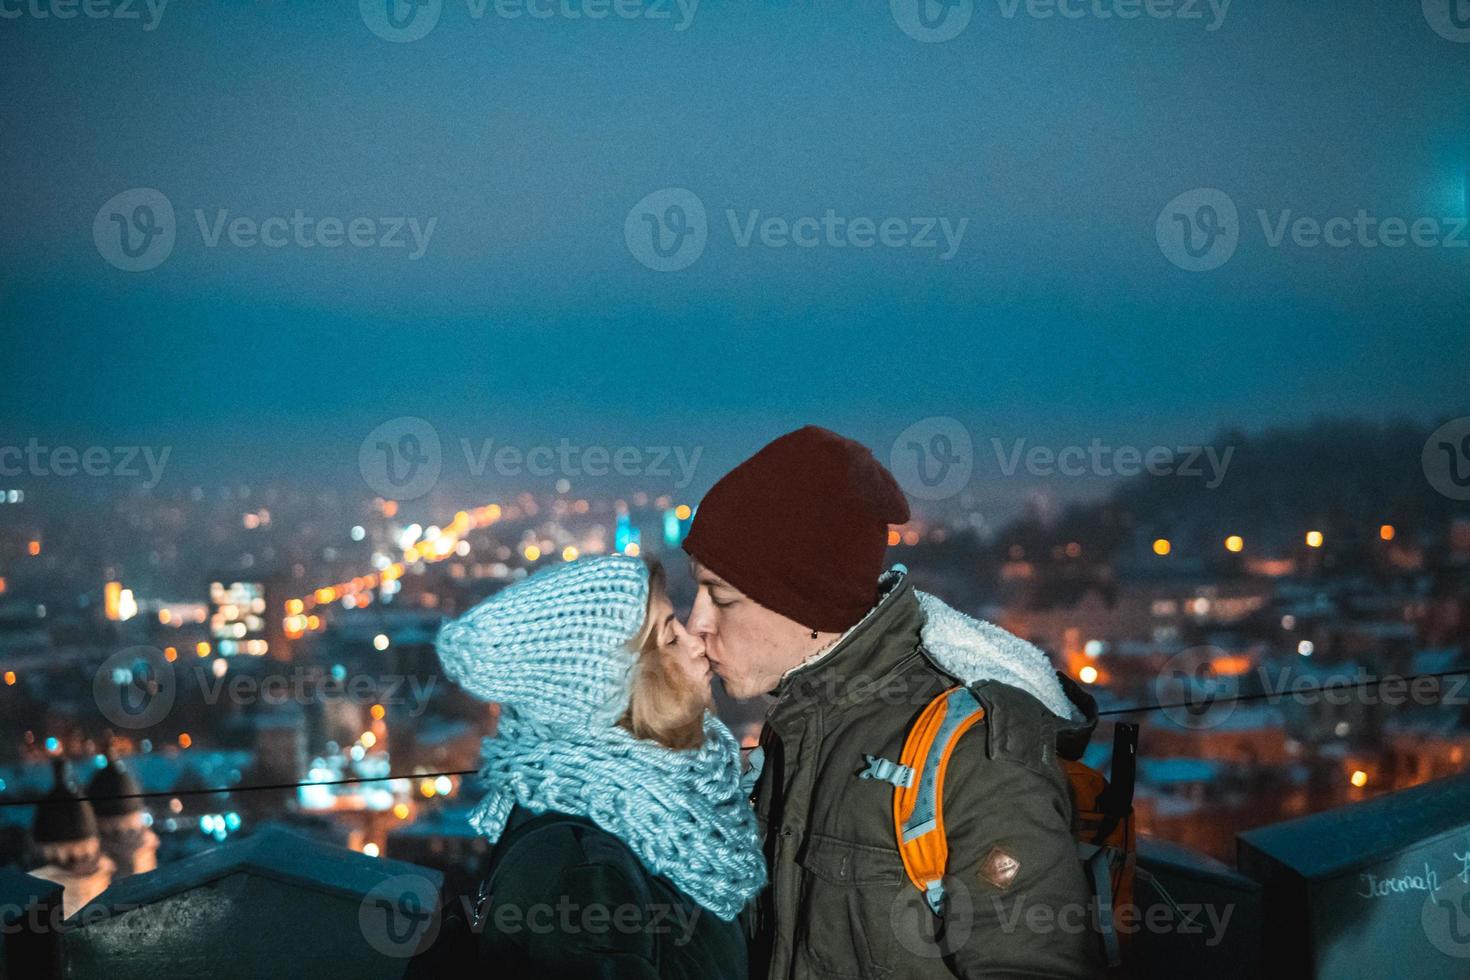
top-left (936, 713), bottom-right (1104, 979)
top-left (482, 831), bottom-right (663, 980)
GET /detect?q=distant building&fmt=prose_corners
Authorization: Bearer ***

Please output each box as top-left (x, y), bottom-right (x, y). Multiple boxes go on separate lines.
top-left (27, 759), bottom-right (114, 917)
top-left (207, 578), bottom-right (287, 659)
top-left (86, 755), bottom-right (158, 878)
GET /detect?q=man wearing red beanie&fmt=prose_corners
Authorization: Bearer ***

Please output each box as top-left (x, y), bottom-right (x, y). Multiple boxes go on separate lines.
top-left (685, 426), bottom-right (1103, 979)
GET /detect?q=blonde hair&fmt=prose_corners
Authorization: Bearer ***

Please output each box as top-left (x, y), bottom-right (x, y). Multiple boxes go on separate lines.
top-left (619, 560), bottom-right (707, 750)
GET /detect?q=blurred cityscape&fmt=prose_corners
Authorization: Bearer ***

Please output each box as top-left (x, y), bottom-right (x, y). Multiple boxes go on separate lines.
top-left (1, 417), bottom-right (1467, 924)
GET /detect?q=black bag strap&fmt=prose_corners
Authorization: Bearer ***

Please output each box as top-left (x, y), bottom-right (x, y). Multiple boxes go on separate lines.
top-left (1090, 722), bottom-right (1138, 846)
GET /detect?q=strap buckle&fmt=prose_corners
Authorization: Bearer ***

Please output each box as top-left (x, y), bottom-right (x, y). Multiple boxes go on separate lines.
top-left (858, 754), bottom-right (915, 788)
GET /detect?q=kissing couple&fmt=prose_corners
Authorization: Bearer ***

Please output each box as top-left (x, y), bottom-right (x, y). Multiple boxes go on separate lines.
top-left (436, 426), bottom-right (1104, 979)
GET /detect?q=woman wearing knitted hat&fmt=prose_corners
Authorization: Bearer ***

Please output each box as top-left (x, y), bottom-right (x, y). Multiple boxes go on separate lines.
top-left (435, 554), bottom-right (765, 980)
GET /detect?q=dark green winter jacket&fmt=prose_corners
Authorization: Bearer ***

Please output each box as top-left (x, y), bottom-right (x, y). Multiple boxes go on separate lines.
top-left (745, 570), bottom-right (1104, 979)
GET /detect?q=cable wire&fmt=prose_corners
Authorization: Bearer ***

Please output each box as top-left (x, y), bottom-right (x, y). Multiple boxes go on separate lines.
top-left (3, 668), bottom-right (1466, 808)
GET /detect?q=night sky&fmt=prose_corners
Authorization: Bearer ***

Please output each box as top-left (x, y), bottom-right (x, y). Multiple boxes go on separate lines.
top-left (1, 0), bottom-right (1466, 504)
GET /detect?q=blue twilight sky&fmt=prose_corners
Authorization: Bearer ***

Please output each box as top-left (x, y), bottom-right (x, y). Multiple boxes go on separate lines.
top-left (0, 0), bottom-right (1466, 508)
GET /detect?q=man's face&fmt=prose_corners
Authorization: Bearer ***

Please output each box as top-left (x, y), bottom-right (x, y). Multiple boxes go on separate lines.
top-left (687, 560), bottom-right (812, 699)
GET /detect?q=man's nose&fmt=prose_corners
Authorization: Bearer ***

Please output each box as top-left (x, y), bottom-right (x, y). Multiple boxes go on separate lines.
top-left (687, 592), bottom-right (715, 636)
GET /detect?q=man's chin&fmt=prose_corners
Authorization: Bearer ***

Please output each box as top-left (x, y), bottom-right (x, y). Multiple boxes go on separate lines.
top-left (714, 673), bottom-right (747, 700)
top-left (715, 674), bottom-right (768, 702)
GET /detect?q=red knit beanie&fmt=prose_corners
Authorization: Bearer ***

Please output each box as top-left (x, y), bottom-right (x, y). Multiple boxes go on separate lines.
top-left (682, 426), bottom-right (911, 633)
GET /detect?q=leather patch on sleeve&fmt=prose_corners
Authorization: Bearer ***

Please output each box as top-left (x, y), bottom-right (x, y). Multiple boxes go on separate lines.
top-left (978, 846), bottom-right (1021, 890)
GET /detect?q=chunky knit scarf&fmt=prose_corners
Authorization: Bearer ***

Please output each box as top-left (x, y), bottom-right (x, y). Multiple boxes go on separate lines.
top-left (469, 709), bottom-right (767, 921)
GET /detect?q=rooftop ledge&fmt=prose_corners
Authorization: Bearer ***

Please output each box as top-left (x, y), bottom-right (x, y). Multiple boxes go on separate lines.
top-left (3, 773), bottom-right (1470, 979)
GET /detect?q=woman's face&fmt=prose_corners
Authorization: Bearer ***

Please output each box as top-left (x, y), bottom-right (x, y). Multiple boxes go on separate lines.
top-left (646, 590), bottom-right (713, 704)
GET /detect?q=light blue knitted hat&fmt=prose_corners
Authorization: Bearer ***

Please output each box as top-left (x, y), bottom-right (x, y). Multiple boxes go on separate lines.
top-left (435, 555), bottom-right (650, 727)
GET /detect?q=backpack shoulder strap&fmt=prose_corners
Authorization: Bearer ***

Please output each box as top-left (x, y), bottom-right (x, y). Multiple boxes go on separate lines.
top-left (865, 685), bottom-right (986, 915)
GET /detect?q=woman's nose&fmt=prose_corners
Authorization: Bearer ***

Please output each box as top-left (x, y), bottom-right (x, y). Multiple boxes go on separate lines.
top-left (675, 618), bottom-right (707, 657)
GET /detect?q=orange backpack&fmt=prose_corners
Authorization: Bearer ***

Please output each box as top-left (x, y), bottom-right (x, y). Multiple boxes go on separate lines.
top-left (859, 685), bottom-right (1138, 972)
